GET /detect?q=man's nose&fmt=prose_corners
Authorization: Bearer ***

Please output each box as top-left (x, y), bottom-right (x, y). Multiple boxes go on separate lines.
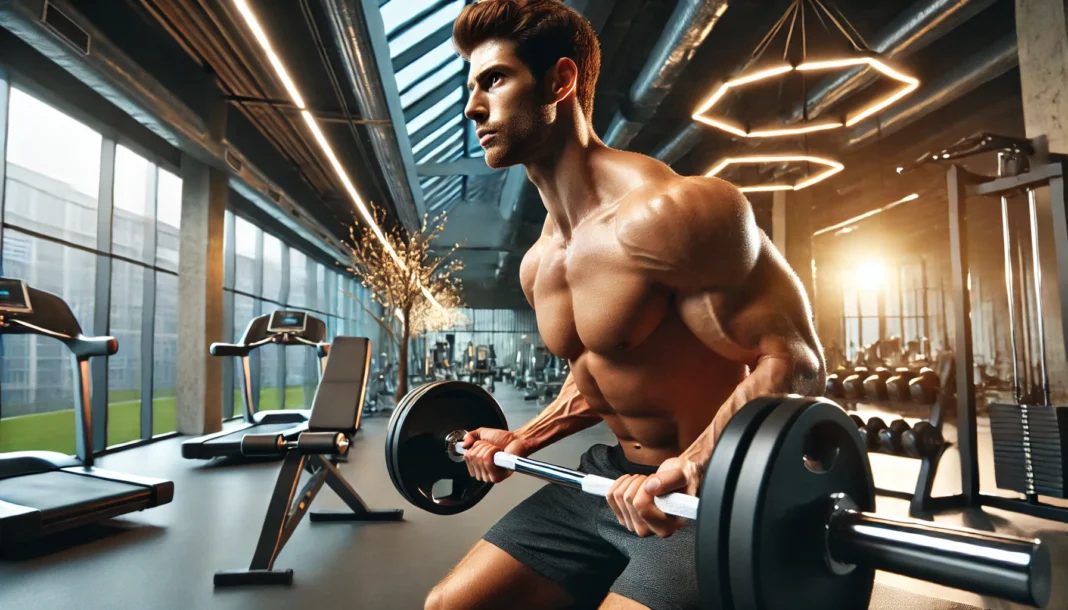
top-left (464, 94), bottom-right (486, 123)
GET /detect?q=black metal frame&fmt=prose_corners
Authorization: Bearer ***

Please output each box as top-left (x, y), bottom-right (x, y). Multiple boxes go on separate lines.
top-left (947, 159), bottom-right (1068, 523)
top-left (214, 451), bottom-right (403, 586)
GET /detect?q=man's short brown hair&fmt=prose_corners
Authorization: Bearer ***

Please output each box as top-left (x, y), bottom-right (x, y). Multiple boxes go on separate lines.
top-left (453, 0), bottom-right (601, 121)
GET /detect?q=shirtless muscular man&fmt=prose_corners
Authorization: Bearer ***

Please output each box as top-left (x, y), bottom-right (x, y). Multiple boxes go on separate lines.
top-left (425, 2), bottom-right (825, 609)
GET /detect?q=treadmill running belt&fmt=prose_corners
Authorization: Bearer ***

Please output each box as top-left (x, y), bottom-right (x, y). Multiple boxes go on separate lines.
top-left (203, 422), bottom-right (305, 446)
top-left (0, 471), bottom-right (150, 519)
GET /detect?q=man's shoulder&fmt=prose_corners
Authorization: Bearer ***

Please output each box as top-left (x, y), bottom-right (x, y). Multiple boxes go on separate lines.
top-left (614, 176), bottom-right (760, 287)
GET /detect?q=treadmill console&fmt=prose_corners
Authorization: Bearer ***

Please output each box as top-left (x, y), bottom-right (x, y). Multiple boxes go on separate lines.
top-left (268, 310), bottom-right (307, 334)
top-left (0, 278), bottom-right (32, 314)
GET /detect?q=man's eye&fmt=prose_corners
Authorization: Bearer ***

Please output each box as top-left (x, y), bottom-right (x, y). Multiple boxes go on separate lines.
top-left (489, 73), bottom-right (503, 86)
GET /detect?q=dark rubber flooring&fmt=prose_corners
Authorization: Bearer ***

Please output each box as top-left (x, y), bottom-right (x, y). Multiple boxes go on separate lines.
top-left (0, 385), bottom-right (1065, 609)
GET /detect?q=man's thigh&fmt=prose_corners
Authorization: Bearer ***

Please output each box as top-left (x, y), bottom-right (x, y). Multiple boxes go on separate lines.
top-left (428, 540), bottom-right (575, 610)
top-left (605, 519), bottom-right (700, 610)
top-left (482, 479), bottom-right (628, 607)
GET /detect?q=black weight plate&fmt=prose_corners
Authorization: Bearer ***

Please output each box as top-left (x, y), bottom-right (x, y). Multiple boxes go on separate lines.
top-left (991, 442), bottom-right (1066, 460)
top-left (696, 396), bottom-right (785, 610)
top-left (385, 381), bottom-right (448, 501)
top-left (729, 397), bottom-right (875, 610)
top-left (387, 380), bottom-right (469, 509)
top-left (386, 380), bottom-right (507, 515)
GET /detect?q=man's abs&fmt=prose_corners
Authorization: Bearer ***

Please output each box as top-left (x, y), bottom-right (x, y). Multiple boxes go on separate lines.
top-left (559, 310), bottom-right (746, 466)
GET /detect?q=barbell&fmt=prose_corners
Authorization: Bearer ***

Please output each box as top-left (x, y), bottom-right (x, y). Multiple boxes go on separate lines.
top-left (385, 380), bottom-right (1051, 609)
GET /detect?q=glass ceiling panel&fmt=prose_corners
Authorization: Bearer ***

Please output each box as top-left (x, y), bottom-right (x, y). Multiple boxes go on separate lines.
top-left (389, 0), bottom-right (463, 60)
top-left (407, 89), bottom-right (463, 135)
top-left (402, 61), bottom-right (464, 109)
top-left (380, 0), bottom-right (440, 36)
top-left (412, 117), bottom-right (462, 156)
top-left (417, 131), bottom-right (463, 164)
top-left (394, 39), bottom-right (455, 92)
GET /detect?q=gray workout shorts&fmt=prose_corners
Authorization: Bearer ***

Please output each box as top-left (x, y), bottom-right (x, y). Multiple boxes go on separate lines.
top-left (483, 444), bottom-right (699, 610)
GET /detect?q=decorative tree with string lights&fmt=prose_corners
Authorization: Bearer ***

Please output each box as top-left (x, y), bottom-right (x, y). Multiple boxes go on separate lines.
top-left (343, 204), bottom-right (465, 403)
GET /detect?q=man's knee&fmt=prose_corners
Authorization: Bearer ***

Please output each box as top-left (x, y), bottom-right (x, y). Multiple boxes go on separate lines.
top-left (425, 576), bottom-right (465, 610)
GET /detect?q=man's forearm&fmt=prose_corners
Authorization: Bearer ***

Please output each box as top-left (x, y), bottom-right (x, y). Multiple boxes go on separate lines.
top-left (513, 373), bottom-right (602, 453)
top-left (681, 352), bottom-right (822, 466)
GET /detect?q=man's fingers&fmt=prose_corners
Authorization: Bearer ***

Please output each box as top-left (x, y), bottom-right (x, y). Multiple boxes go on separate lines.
top-left (606, 477), bottom-right (628, 527)
top-left (645, 465), bottom-right (687, 495)
top-left (624, 477), bottom-right (651, 537)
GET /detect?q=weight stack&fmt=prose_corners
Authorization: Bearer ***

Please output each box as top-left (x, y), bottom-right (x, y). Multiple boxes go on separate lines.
top-left (989, 403), bottom-right (1068, 498)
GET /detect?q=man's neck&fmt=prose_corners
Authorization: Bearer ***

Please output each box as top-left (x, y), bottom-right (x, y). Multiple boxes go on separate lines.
top-left (524, 124), bottom-right (610, 238)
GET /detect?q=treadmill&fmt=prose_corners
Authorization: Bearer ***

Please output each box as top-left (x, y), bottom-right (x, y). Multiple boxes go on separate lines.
top-left (181, 310), bottom-right (329, 459)
top-left (0, 279), bottom-right (174, 548)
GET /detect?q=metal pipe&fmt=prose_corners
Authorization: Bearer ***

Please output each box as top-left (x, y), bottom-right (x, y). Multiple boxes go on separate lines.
top-left (321, 0), bottom-right (423, 231)
top-left (604, 0), bottom-right (730, 149)
top-left (1027, 189), bottom-right (1051, 405)
top-left (829, 502), bottom-right (1050, 607)
top-left (1002, 192), bottom-right (1023, 404)
top-left (846, 34), bottom-right (1018, 148)
top-left (795, 0), bottom-right (995, 121)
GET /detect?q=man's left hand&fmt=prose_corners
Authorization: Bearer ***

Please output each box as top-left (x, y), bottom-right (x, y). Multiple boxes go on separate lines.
top-left (606, 456), bottom-right (702, 538)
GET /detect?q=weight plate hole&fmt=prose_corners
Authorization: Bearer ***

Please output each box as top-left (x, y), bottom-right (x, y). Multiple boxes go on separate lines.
top-left (802, 420), bottom-right (842, 474)
top-left (432, 478), bottom-right (454, 501)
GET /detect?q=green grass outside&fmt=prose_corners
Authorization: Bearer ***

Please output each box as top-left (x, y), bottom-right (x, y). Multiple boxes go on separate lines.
top-left (0, 385), bottom-right (313, 455)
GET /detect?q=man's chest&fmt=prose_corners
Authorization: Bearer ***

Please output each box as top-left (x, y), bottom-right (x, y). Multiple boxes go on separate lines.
top-left (524, 220), bottom-right (671, 357)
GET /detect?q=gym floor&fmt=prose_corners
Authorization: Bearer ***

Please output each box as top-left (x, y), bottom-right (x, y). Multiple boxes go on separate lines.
top-left (1, 386), bottom-right (1066, 610)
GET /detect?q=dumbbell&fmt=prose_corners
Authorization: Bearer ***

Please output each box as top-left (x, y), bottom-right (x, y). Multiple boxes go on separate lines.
top-left (841, 366), bottom-right (870, 399)
top-left (825, 367), bottom-right (849, 398)
top-left (385, 382), bottom-right (1050, 609)
top-left (885, 368), bottom-right (918, 402)
top-left (909, 368), bottom-right (940, 403)
top-left (858, 416), bottom-right (887, 451)
top-left (878, 419), bottom-right (911, 455)
top-left (901, 421), bottom-right (945, 459)
top-left (862, 367), bottom-right (892, 400)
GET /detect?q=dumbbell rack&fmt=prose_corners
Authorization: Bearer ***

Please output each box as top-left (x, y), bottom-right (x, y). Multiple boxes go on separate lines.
top-left (843, 394), bottom-right (953, 516)
top-left (945, 145), bottom-right (1068, 523)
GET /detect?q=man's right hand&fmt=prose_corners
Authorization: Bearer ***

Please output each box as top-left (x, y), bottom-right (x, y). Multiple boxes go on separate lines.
top-left (461, 428), bottom-right (532, 483)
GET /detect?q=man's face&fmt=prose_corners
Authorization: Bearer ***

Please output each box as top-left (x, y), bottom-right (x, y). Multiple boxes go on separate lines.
top-left (464, 39), bottom-right (553, 168)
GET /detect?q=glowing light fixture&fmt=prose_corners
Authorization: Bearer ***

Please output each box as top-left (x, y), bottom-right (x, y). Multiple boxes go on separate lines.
top-left (692, 0), bottom-right (919, 139)
top-left (693, 57), bottom-right (919, 138)
top-left (234, 0), bottom-right (444, 310)
top-left (705, 155), bottom-right (844, 192)
top-left (856, 261), bottom-right (886, 290)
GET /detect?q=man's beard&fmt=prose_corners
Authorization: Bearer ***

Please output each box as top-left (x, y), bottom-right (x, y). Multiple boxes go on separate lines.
top-left (484, 103), bottom-right (552, 168)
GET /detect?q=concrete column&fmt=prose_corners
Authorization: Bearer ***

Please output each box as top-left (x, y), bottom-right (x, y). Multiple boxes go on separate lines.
top-left (1016, 0), bottom-right (1068, 152)
top-left (175, 155), bottom-right (227, 434)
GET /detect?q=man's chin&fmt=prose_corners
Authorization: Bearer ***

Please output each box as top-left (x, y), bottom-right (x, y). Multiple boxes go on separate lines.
top-left (483, 147), bottom-right (520, 169)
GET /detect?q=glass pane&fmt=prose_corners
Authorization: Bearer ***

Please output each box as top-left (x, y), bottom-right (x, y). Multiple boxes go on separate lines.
top-left (284, 345), bottom-right (317, 410)
top-left (5, 88), bottom-right (101, 248)
top-left (224, 210), bottom-right (234, 289)
top-left (259, 341), bottom-right (284, 412)
top-left (235, 216), bottom-right (258, 294)
top-left (381, 0), bottom-right (439, 33)
top-left (407, 88), bottom-right (463, 135)
top-left (289, 249), bottom-right (309, 308)
top-left (0, 231), bottom-right (97, 454)
top-left (156, 167), bottom-right (182, 272)
top-left (389, 0), bottom-right (463, 60)
top-left (401, 61), bottom-right (464, 108)
top-left (859, 288), bottom-right (879, 317)
top-left (112, 145), bottom-right (154, 263)
top-left (316, 264), bottom-right (327, 313)
top-left (232, 293), bottom-right (256, 416)
top-left (845, 318), bottom-right (861, 360)
top-left (861, 317), bottom-right (880, 347)
top-left (108, 260), bottom-right (144, 446)
top-left (153, 272), bottom-right (179, 434)
top-left (395, 39), bottom-right (454, 92)
top-left (263, 233), bottom-right (283, 302)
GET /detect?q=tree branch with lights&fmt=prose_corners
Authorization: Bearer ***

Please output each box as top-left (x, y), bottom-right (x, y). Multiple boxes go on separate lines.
top-left (343, 204), bottom-right (465, 402)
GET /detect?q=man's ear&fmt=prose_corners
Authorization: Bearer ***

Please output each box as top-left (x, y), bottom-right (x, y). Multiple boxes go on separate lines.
top-left (546, 57), bottom-right (578, 105)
